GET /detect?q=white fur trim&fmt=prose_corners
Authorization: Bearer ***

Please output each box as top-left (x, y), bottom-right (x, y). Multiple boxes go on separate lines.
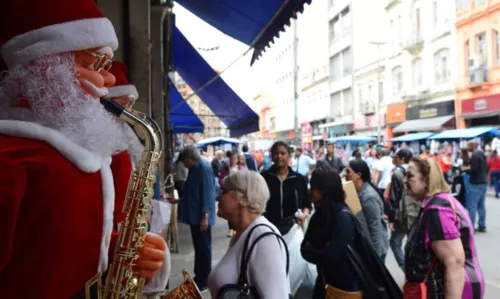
top-left (0, 120), bottom-right (102, 172)
top-left (98, 160), bottom-right (115, 273)
top-left (96, 46), bottom-right (114, 59)
top-left (108, 85), bottom-right (139, 100)
top-left (1, 18), bottom-right (118, 68)
top-left (143, 235), bottom-right (171, 293)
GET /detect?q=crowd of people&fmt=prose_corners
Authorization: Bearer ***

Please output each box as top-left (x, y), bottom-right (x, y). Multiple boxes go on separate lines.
top-left (169, 138), bottom-right (491, 299)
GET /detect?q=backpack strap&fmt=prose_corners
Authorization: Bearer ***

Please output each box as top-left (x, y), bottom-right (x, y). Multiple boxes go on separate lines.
top-left (238, 223), bottom-right (290, 286)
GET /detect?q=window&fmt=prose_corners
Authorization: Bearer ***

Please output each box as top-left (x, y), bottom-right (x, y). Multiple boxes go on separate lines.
top-left (434, 48), bottom-right (450, 84)
top-left (341, 7), bottom-right (351, 36)
top-left (412, 58), bottom-right (423, 87)
top-left (343, 89), bottom-right (353, 115)
top-left (378, 82), bottom-right (384, 104)
top-left (398, 15), bottom-right (402, 46)
top-left (358, 88), bottom-right (364, 112)
top-left (465, 41), bottom-right (471, 70)
top-left (342, 47), bottom-right (352, 76)
top-left (329, 17), bottom-right (340, 42)
top-left (494, 30), bottom-right (500, 65)
top-left (330, 92), bottom-right (341, 117)
top-left (476, 32), bottom-right (486, 64)
top-left (392, 66), bottom-right (403, 94)
top-left (456, 0), bottom-right (466, 11)
top-left (433, 1), bottom-right (438, 29)
top-left (414, 8), bottom-right (421, 36)
top-left (330, 54), bottom-right (341, 80)
top-left (474, 0), bottom-right (486, 8)
top-left (367, 85), bottom-right (373, 103)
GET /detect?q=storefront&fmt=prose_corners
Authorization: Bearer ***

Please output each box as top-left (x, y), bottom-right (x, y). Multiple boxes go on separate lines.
top-left (392, 100), bottom-right (455, 134)
top-left (311, 119), bottom-right (329, 149)
top-left (385, 103), bottom-right (407, 140)
top-left (318, 116), bottom-right (354, 140)
top-left (353, 114), bottom-right (385, 138)
top-left (460, 95), bottom-right (500, 127)
top-left (301, 122), bottom-right (313, 150)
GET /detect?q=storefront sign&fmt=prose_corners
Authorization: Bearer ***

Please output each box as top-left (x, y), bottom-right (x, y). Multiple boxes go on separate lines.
top-left (461, 95), bottom-right (500, 114)
top-left (406, 100), bottom-right (455, 120)
top-left (386, 103), bottom-right (407, 124)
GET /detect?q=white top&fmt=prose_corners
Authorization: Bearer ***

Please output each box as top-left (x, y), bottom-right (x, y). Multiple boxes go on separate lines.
top-left (376, 156), bottom-right (394, 189)
top-left (208, 216), bottom-right (290, 299)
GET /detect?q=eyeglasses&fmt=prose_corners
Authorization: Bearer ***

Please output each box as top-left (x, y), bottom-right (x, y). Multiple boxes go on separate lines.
top-left (84, 50), bottom-right (113, 72)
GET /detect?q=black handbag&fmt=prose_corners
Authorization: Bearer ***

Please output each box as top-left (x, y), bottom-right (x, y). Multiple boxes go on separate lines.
top-left (216, 223), bottom-right (292, 299)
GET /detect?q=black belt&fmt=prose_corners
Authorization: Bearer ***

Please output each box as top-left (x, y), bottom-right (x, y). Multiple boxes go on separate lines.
top-left (70, 273), bottom-right (102, 299)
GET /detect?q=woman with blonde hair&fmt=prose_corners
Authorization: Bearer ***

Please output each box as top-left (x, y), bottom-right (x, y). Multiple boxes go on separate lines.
top-left (403, 157), bottom-right (484, 299)
top-left (208, 170), bottom-right (290, 298)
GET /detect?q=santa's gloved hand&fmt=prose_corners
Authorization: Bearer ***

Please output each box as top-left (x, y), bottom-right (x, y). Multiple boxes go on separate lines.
top-left (136, 233), bottom-right (167, 280)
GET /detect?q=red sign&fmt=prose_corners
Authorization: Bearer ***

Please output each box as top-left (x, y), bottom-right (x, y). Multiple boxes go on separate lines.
top-left (461, 94), bottom-right (500, 114)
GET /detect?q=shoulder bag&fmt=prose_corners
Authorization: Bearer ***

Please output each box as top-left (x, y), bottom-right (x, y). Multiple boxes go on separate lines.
top-left (216, 223), bottom-right (292, 299)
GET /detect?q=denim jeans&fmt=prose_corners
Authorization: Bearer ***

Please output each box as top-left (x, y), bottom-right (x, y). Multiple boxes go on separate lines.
top-left (190, 225), bottom-right (212, 288)
top-left (389, 224), bottom-right (406, 269)
top-left (491, 170), bottom-right (500, 198)
top-left (467, 184), bottom-right (487, 230)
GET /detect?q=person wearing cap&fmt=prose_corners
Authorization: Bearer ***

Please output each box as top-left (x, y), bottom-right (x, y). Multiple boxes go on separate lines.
top-left (0, 0), bottom-right (168, 298)
top-left (387, 148), bottom-right (420, 270)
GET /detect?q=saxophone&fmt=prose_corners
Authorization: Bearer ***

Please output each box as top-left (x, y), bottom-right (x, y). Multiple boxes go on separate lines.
top-left (100, 98), bottom-right (162, 299)
top-left (99, 98), bottom-right (202, 299)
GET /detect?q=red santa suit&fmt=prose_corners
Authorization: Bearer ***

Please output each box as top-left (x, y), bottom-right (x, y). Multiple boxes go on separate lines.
top-left (0, 1), bottom-right (168, 298)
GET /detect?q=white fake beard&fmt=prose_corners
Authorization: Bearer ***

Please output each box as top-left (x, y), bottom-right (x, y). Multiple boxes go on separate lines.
top-left (0, 53), bottom-right (129, 158)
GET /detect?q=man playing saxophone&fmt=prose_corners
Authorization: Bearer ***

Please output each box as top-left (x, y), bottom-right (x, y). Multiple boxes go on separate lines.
top-left (0, 0), bottom-right (168, 298)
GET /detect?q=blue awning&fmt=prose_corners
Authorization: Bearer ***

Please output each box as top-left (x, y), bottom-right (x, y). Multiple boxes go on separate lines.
top-left (389, 132), bottom-right (435, 142)
top-left (172, 26), bottom-right (259, 137)
top-left (328, 136), bottom-right (377, 143)
top-left (197, 136), bottom-right (244, 147)
top-left (430, 127), bottom-right (498, 140)
top-left (175, 0), bottom-right (312, 65)
top-left (169, 85), bottom-right (204, 133)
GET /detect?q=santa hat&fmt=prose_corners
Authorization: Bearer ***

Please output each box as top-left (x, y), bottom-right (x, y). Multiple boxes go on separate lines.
top-left (107, 61), bottom-right (139, 100)
top-left (0, 0), bottom-right (118, 69)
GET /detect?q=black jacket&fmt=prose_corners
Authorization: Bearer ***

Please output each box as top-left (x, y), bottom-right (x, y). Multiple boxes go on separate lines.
top-left (387, 167), bottom-right (405, 223)
top-left (469, 150), bottom-right (489, 185)
top-left (261, 166), bottom-right (311, 234)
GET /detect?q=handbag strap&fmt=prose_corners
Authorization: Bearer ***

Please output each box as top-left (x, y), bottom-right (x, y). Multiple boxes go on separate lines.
top-left (238, 224), bottom-right (290, 285)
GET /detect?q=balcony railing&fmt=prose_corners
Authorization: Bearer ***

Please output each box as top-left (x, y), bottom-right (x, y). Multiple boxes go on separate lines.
top-left (403, 32), bottom-right (424, 55)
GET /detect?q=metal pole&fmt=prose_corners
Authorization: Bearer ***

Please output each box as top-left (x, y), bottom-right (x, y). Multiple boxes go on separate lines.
top-left (369, 41), bottom-right (386, 144)
top-left (293, 19), bottom-right (299, 145)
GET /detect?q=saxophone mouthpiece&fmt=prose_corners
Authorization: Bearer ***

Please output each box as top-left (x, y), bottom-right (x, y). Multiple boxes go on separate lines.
top-left (100, 97), bottom-right (125, 117)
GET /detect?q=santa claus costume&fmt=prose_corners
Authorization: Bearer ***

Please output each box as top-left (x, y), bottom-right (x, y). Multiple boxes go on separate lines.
top-left (107, 61), bottom-right (144, 167)
top-left (0, 0), bottom-right (168, 298)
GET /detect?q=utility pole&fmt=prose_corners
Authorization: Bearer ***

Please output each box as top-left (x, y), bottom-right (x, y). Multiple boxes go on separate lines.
top-left (369, 41), bottom-right (386, 144)
top-left (293, 19), bottom-right (300, 146)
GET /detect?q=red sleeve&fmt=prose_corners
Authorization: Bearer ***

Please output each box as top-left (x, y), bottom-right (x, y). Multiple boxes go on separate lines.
top-left (0, 162), bottom-right (27, 272)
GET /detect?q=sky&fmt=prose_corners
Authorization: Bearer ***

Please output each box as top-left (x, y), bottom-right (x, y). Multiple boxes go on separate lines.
top-left (173, 3), bottom-right (261, 106)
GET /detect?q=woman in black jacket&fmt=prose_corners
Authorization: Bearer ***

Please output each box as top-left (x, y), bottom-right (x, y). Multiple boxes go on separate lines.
top-left (301, 170), bottom-right (363, 298)
top-left (261, 141), bottom-right (311, 235)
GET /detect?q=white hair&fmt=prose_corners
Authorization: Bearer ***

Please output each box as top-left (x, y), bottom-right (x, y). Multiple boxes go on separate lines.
top-left (222, 170), bottom-right (270, 214)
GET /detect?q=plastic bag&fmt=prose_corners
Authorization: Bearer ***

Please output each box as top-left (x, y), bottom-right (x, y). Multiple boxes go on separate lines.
top-left (282, 224), bottom-right (308, 295)
top-left (299, 212), bottom-right (318, 289)
top-left (150, 200), bottom-right (172, 235)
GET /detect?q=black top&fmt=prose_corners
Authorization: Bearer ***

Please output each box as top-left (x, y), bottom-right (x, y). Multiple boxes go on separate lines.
top-left (301, 203), bottom-right (362, 292)
top-left (469, 150), bottom-right (488, 185)
top-left (261, 166), bottom-right (310, 230)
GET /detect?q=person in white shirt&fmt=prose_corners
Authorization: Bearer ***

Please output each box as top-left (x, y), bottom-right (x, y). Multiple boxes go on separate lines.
top-left (208, 170), bottom-right (290, 299)
top-left (376, 149), bottom-right (394, 196)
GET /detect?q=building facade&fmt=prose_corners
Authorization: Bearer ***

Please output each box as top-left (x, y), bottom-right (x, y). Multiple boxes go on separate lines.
top-left (297, 0), bottom-right (330, 149)
top-left (352, 0), bottom-right (388, 139)
top-left (384, 0), bottom-right (457, 138)
top-left (174, 74), bottom-right (228, 140)
top-left (324, 0), bottom-right (355, 137)
top-left (455, 0), bottom-right (500, 128)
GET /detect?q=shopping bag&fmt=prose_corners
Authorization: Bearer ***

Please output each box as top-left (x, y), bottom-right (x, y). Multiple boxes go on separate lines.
top-left (282, 224), bottom-right (308, 295)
